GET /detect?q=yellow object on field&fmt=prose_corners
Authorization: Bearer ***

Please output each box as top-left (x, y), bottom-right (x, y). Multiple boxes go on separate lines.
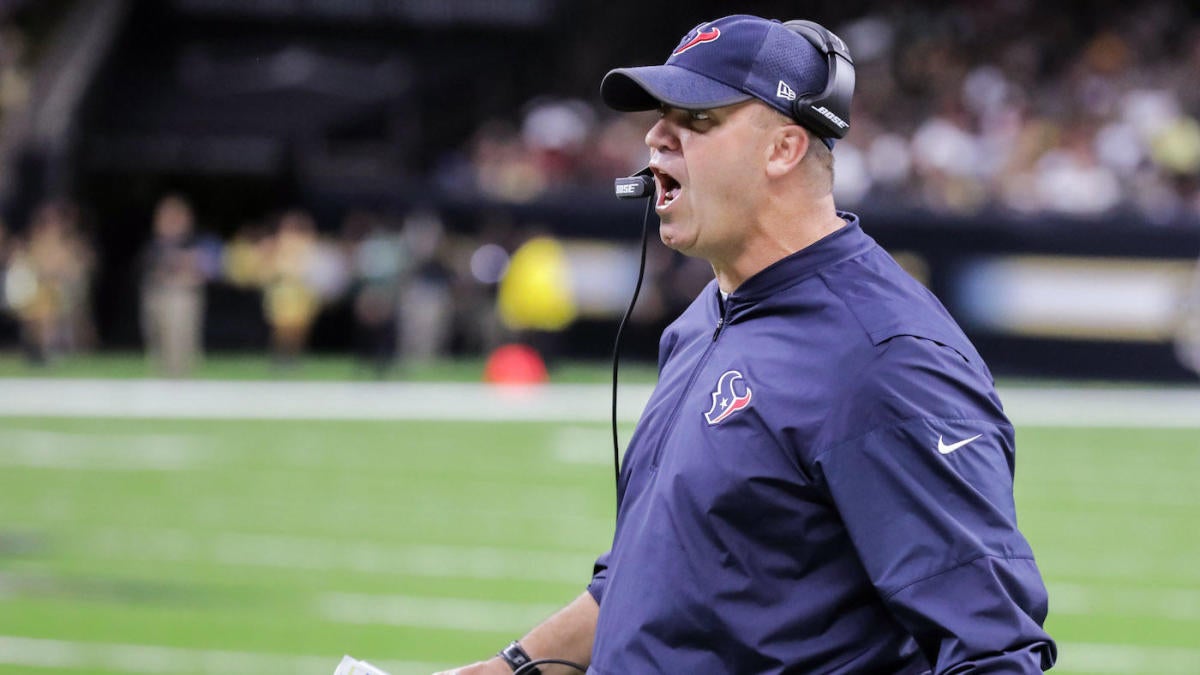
top-left (498, 236), bottom-right (577, 331)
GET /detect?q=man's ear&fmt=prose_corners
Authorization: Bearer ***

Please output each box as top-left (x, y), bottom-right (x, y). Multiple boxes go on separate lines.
top-left (765, 125), bottom-right (809, 178)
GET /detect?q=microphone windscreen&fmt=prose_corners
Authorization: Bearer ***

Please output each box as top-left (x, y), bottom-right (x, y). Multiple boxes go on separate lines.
top-left (614, 167), bottom-right (654, 200)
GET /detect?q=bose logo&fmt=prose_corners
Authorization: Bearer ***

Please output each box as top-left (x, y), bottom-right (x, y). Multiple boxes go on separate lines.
top-left (811, 105), bottom-right (848, 129)
top-left (616, 183), bottom-right (638, 195)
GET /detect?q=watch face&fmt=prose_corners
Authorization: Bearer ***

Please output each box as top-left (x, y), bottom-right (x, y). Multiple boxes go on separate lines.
top-left (507, 647), bottom-right (529, 664)
top-left (502, 642), bottom-right (534, 671)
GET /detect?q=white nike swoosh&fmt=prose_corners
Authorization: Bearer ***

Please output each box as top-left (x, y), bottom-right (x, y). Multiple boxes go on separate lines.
top-left (937, 433), bottom-right (983, 455)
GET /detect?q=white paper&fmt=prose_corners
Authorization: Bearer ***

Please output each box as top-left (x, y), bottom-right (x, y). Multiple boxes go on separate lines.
top-left (334, 655), bottom-right (392, 675)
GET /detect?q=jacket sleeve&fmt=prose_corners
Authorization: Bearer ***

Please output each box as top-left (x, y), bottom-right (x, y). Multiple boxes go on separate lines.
top-left (587, 550), bottom-right (611, 605)
top-left (812, 336), bottom-right (1056, 673)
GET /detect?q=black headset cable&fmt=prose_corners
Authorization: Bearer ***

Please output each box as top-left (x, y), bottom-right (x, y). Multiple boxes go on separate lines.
top-left (610, 194), bottom-right (654, 505)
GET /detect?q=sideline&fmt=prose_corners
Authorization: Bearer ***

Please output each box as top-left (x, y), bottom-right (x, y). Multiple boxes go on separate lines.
top-left (1, 379), bottom-right (1199, 427)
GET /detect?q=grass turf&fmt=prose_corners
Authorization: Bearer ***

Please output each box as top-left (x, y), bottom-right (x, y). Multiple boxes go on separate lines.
top-left (0, 415), bottom-right (1197, 673)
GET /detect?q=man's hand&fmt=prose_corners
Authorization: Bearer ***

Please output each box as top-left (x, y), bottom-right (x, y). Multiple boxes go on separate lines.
top-left (432, 656), bottom-right (511, 675)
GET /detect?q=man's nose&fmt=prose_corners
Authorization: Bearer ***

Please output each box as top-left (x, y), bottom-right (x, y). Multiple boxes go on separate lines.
top-left (645, 116), bottom-right (680, 152)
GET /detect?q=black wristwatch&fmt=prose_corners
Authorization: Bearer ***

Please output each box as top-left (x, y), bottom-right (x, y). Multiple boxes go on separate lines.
top-left (498, 640), bottom-right (541, 674)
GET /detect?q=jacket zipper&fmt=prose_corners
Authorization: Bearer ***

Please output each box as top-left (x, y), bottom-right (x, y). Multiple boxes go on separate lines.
top-left (650, 301), bottom-right (732, 469)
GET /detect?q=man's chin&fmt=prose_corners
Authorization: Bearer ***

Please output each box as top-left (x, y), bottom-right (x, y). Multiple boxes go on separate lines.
top-left (659, 230), bottom-right (697, 256)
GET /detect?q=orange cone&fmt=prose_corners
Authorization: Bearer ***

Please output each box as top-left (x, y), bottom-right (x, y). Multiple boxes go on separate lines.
top-left (483, 343), bottom-right (549, 384)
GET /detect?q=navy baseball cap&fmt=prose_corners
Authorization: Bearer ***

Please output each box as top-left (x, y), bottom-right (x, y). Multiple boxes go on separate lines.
top-left (601, 15), bottom-right (839, 148)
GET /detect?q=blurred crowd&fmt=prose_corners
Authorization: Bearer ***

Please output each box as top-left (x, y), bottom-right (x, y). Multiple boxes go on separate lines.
top-left (440, 3), bottom-right (1200, 223)
top-left (4, 2), bottom-right (1200, 375)
top-left (0, 194), bottom-right (709, 376)
top-left (0, 196), bottom-right (494, 375)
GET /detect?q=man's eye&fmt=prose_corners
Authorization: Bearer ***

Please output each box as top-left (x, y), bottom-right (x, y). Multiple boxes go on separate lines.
top-left (689, 111), bottom-right (711, 121)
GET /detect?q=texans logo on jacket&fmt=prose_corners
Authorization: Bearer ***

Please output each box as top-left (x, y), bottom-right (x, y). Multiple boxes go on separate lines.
top-left (704, 370), bottom-right (753, 425)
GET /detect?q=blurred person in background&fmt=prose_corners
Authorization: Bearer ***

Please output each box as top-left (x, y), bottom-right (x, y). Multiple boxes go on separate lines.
top-left (441, 14), bottom-right (1053, 675)
top-left (223, 220), bottom-right (273, 290)
top-left (3, 201), bottom-right (94, 364)
top-left (263, 209), bottom-right (322, 367)
top-left (1176, 256), bottom-right (1200, 377)
top-left (140, 194), bottom-right (205, 378)
top-left (0, 22), bottom-right (31, 120)
top-left (0, 223), bottom-right (35, 351)
top-left (470, 120), bottom-right (547, 203)
top-left (345, 210), bottom-right (407, 376)
top-left (448, 213), bottom-right (516, 358)
top-left (0, 217), bottom-right (16, 341)
top-left (397, 208), bottom-right (455, 364)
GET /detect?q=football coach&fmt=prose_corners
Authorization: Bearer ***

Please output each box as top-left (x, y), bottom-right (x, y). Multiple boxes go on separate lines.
top-left (438, 14), bottom-right (1056, 674)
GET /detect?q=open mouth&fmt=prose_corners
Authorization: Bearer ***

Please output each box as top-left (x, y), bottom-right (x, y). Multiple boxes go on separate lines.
top-left (654, 169), bottom-right (682, 210)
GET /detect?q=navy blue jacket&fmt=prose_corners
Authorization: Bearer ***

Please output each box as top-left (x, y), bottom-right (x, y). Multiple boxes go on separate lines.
top-left (587, 216), bottom-right (1055, 674)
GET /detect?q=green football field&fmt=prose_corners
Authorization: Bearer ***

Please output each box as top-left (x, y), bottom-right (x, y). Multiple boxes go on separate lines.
top-left (1, 376), bottom-right (1198, 673)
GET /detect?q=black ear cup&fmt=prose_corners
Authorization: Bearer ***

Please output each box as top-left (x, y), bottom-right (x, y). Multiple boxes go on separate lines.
top-left (781, 20), bottom-right (855, 140)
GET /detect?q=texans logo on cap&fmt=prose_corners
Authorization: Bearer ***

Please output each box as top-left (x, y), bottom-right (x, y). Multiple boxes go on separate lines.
top-left (673, 25), bottom-right (721, 55)
top-left (704, 370), bottom-right (753, 425)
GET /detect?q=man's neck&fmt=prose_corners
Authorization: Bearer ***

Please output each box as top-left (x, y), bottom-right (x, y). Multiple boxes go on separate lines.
top-left (713, 194), bottom-right (845, 294)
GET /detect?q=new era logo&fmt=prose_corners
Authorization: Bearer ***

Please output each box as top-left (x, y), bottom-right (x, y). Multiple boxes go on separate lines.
top-left (776, 80), bottom-right (796, 101)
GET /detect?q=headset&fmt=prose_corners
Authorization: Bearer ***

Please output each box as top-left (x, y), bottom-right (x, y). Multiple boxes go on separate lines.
top-left (782, 20), bottom-right (855, 142)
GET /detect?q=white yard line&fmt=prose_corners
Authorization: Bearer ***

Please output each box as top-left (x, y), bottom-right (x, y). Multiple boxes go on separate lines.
top-left (1, 378), bottom-right (1199, 427)
top-left (0, 429), bottom-right (204, 470)
top-left (0, 635), bottom-right (446, 675)
top-left (319, 592), bottom-right (564, 633)
top-left (1039, 549), bottom-right (1200, 585)
top-left (1001, 388), bottom-right (1200, 429)
top-left (76, 528), bottom-right (595, 584)
top-left (1056, 641), bottom-right (1200, 674)
top-left (0, 379), bottom-right (655, 422)
top-left (1049, 582), bottom-right (1200, 622)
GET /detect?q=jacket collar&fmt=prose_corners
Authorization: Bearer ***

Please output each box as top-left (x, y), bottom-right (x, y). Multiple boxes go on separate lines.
top-left (718, 211), bottom-right (871, 317)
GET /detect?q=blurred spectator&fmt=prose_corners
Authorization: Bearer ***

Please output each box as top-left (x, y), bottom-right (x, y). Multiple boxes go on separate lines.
top-left (398, 208), bottom-right (455, 363)
top-left (0, 217), bottom-right (15, 340)
top-left (471, 120), bottom-right (547, 202)
top-left (223, 220), bottom-right (272, 289)
top-left (2, 202), bottom-right (94, 363)
top-left (140, 194), bottom-right (205, 377)
top-left (344, 210), bottom-right (406, 375)
top-left (0, 23), bottom-right (30, 119)
top-left (448, 214), bottom-right (514, 357)
top-left (263, 209), bottom-right (322, 366)
top-left (1177, 256), bottom-right (1200, 377)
